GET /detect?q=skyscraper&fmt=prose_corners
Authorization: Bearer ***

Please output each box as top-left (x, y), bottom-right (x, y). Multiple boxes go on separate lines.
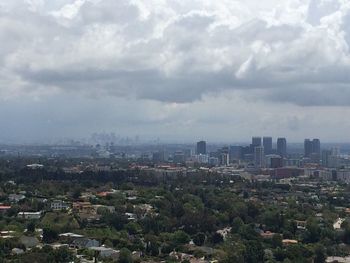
top-left (304, 138), bottom-right (321, 162)
top-left (277, 138), bottom-right (287, 157)
top-left (322, 149), bottom-right (331, 167)
top-left (196, 141), bottom-right (207, 155)
top-left (263, 137), bottom-right (273, 154)
top-left (312, 139), bottom-right (321, 156)
top-left (229, 146), bottom-right (243, 161)
top-left (252, 137), bottom-right (262, 147)
top-left (304, 139), bottom-right (313, 157)
top-left (254, 146), bottom-right (265, 168)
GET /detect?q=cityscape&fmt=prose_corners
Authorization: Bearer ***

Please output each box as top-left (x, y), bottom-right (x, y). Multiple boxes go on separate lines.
top-left (2, 0), bottom-right (350, 263)
top-left (0, 137), bottom-right (350, 262)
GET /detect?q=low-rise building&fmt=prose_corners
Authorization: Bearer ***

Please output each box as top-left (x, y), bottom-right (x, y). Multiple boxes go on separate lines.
top-left (17, 211), bottom-right (42, 220)
top-left (72, 238), bottom-right (100, 249)
top-left (51, 200), bottom-right (70, 211)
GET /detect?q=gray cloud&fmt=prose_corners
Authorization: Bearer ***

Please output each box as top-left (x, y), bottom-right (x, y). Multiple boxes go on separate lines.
top-left (2, 0), bottom-right (350, 142)
top-left (1, 0), bottom-right (350, 106)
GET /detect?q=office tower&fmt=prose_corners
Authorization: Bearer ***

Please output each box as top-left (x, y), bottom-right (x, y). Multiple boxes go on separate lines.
top-left (266, 155), bottom-right (283, 168)
top-left (196, 141), bottom-right (206, 155)
top-left (173, 151), bottom-right (185, 163)
top-left (252, 137), bottom-right (262, 147)
top-left (229, 146), bottom-right (242, 161)
top-left (277, 138), bottom-right (287, 157)
top-left (304, 139), bottom-right (313, 157)
top-left (254, 146), bottom-right (265, 168)
top-left (304, 138), bottom-right (321, 163)
top-left (312, 139), bottom-right (321, 156)
top-left (263, 137), bottom-right (273, 154)
top-left (220, 153), bottom-right (230, 166)
top-left (152, 151), bottom-right (165, 163)
top-left (332, 147), bottom-right (340, 157)
top-left (322, 150), bottom-right (332, 167)
top-left (184, 149), bottom-right (192, 159)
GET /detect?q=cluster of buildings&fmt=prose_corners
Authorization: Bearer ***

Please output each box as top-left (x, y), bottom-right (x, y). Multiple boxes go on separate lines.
top-left (147, 137), bottom-right (346, 170)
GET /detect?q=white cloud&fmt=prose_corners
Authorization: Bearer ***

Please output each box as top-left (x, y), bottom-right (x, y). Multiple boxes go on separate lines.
top-left (0, 0), bottom-right (350, 141)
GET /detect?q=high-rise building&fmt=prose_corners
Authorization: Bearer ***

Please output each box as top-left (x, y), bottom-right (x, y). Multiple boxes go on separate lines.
top-left (304, 138), bottom-right (321, 163)
top-left (332, 147), bottom-right (340, 157)
top-left (196, 141), bottom-right (206, 155)
top-left (312, 139), bottom-right (321, 156)
top-left (277, 138), bottom-right (287, 157)
top-left (304, 139), bottom-right (313, 157)
top-left (220, 153), bottom-right (230, 166)
top-left (322, 150), bottom-right (332, 167)
top-left (254, 146), bottom-right (265, 168)
top-left (183, 149), bottom-right (192, 159)
top-left (229, 146), bottom-right (242, 161)
top-left (266, 154), bottom-right (283, 168)
top-left (252, 137), bottom-right (262, 147)
top-left (173, 151), bottom-right (185, 163)
top-left (263, 137), bottom-right (273, 154)
top-left (152, 151), bottom-right (165, 163)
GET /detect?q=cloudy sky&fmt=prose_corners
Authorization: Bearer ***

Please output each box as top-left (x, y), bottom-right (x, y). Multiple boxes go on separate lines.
top-left (1, 0), bottom-right (350, 143)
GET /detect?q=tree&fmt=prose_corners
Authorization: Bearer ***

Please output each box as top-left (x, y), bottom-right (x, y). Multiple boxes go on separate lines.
top-left (54, 247), bottom-right (73, 262)
top-left (43, 227), bottom-right (58, 244)
top-left (210, 232), bottom-right (223, 245)
top-left (125, 222), bottom-right (141, 235)
top-left (27, 221), bottom-right (36, 234)
top-left (172, 231), bottom-right (190, 245)
top-left (193, 232), bottom-right (205, 246)
top-left (244, 240), bottom-right (264, 263)
top-left (314, 244), bottom-right (326, 263)
top-left (119, 248), bottom-right (133, 263)
top-left (231, 217), bottom-right (244, 234)
top-left (271, 234), bottom-right (283, 248)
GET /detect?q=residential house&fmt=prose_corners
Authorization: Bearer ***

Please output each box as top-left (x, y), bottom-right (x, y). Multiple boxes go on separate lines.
top-left (51, 200), bottom-right (70, 211)
top-left (72, 238), bottom-right (100, 249)
top-left (18, 211), bottom-right (42, 220)
top-left (20, 236), bottom-right (40, 248)
top-left (89, 247), bottom-right (120, 259)
top-left (8, 194), bottom-right (25, 203)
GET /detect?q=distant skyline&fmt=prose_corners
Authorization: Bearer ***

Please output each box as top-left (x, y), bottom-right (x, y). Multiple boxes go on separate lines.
top-left (1, 1), bottom-right (350, 143)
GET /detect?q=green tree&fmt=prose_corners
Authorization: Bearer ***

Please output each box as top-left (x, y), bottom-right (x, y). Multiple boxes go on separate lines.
top-left (172, 231), bottom-right (190, 245)
top-left (27, 221), bottom-right (36, 234)
top-left (231, 217), bottom-right (244, 234)
top-left (43, 227), bottom-right (58, 244)
top-left (314, 244), bottom-right (326, 263)
top-left (119, 248), bottom-right (133, 263)
top-left (193, 232), bottom-right (205, 246)
top-left (271, 234), bottom-right (283, 248)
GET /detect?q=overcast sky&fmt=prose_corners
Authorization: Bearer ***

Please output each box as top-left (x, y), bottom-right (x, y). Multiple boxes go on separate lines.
top-left (1, 0), bottom-right (350, 143)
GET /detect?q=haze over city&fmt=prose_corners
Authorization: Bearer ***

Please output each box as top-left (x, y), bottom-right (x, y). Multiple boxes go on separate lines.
top-left (1, 0), bottom-right (350, 143)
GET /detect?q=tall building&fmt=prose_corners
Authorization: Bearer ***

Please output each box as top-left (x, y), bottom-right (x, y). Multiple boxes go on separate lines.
top-left (263, 137), bottom-right (273, 154)
top-left (277, 138), bottom-right (287, 157)
top-left (229, 146), bottom-right (242, 161)
top-left (322, 150), bottom-right (332, 167)
top-left (312, 139), bottom-right (321, 156)
top-left (173, 151), bottom-right (185, 163)
top-left (196, 141), bottom-right (206, 155)
top-left (304, 139), bottom-right (313, 157)
top-left (266, 154), bottom-right (283, 168)
top-left (304, 138), bottom-right (321, 163)
top-left (252, 137), bottom-right (262, 147)
top-left (183, 149), bottom-right (192, 159)
top-left (254, 146), bottom-right (265, 168)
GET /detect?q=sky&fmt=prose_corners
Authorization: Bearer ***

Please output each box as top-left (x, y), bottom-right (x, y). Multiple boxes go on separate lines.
top-left (1, 0), bottom-right (350, 143)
